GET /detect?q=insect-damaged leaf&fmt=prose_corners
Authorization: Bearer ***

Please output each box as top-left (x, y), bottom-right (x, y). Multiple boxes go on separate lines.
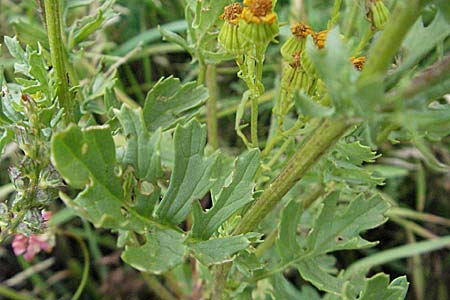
top-left (305, 192), bottom-right (389, 255)
top-left (191, 149), bottom-right (259, 240)
top-left (51, 125), bottom-right (144, 231)
top-left (121, 227), bottom-right (186, 274)
top-left (155, 119), bottom-right (219, 224)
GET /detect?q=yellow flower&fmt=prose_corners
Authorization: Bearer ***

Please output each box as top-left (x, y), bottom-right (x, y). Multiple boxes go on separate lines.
top-left (351, 56), bottom-right (366, 71)
top-left (280, 22), bottom-right (312, 60)
top-left (291, 22), bottom-right (313, 39)
top-left (241, 0), bottom-right (277, 25)
top-left (220, 3), bottom-right (243, 25)
top-left (313, 30), bottom-right (329, 49)
top-left (218, 3), bottom-right (249, 55)
top-left (238, 0), bottom-right (279, 46)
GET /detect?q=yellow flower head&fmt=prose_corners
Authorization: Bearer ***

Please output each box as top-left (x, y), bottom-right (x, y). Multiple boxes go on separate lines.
top-left (291, 23), bottom-right (312, 39)
top-left (220, 3), bottom-right (243, 25)
top-left (241, 0), bottom-right (277, 25)
top-left (351, 56), bottom-right (366, 71)
top-left (313, 30), bottom-right (329, 49)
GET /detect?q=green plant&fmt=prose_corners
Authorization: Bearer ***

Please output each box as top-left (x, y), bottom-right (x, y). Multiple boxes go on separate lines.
top-left (0, 0), bottom-right (449, 299)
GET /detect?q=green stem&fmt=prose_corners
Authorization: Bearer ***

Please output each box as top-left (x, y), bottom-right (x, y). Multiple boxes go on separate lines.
top-left (206, 64), bottom-right (219, 149)
top-left (142, 273), bottom-right (178, 300)
top-left (44, 0), bottom-right (73, 122)
top-left (406, 230), bottom-right (425, 300)
top-left (254, 185), bottom-right (325, 258)
top-left (0, 285), bottom-right (35, 300)
top-left (353, 27), bottom-right (374, 56)
top-left (197, 59), bottom-right (206, 86)
top-left (57, 230), bottom-right (90, 300)
top-left (387, 207), bottom-right (450, 227)
top-left (344, 0), bottom-right (359, 37)
top-left (214, 119), bottom-right (350, 298)
top-left (359, 0), bottom-right (430, 82)
top-left (385, 54), bottom-right (450, 104)
top-left (346, 236), bottom-right (450, 277)
top-left (327, 0), bottom-right (343, 29)
top-left (234, 118), bottom-right (350, 234)
top-left (250, 94), bottom-right (259, 148)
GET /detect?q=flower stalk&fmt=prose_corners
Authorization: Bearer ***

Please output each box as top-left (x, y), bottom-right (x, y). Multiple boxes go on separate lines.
top-left (206, 65), bottom-right (219, 149)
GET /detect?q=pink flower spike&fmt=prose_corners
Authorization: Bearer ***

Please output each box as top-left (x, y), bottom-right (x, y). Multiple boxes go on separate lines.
top-left (12, 233), bottom-right (55, 262)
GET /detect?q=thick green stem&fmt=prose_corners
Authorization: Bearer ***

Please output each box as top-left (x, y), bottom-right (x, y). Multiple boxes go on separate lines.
top-left (386, 54), bottom-right (450, 104)
top-left (206, 64), bottom-right (219, 149)
top-left (44, 0), bottom-right (73, 122)
top-left (234, 118), bottom-right (350, 234)
top-left (359, 0), bottom-right (430, 82)
top-left (254, 185), bottom-right (325, 258)
top-left (213, 119), bottom-right (349, 298)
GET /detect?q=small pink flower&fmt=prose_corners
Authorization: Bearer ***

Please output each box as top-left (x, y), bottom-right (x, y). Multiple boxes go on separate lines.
top-left (11, 210), bottom-right (54, 261)
top-left (12, 233), bottom-right (54, 261)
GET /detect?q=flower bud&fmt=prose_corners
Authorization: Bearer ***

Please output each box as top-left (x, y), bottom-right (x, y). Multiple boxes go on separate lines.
top-left (239, 0), bottom-right (279, 46)
top-left (280, 22), bottom-right (312, 60)
top-left (366, 0), bottom-right (390, 30)
top-left (313, 30), bottom-right (329, 49)
top-left (351, 56), bottom-right (366, 71)
top-left (281, 52), bottom-right (312, 93)
top-left (218, 3), bottom-right (250, 55)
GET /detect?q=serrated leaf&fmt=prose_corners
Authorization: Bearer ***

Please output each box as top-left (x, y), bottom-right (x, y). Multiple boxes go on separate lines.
top-left (143, 77), bottom-right (208, 131)
top-left (305, 192), bottom-right (389, 255)
top-left (392, 12), bottom-right (450, 82)
top-left (358, 273), bottom-right (409, 300)
top-left (116, 105), bottom-right (163, 183)
top-left (51, 125), bottom-right (144, 231)
top-left (297, 257), bottom-right (346, 296)
top-left (121, 227), bottom-right (186, 274)
top-left (324, 141), bottom-right (384, 186)
top-left (188, 235), bottom-right (250, 266)
top-left (191, 150), bottom-right (259, 239)
top-left (276, 199), bottom-right (303, 262)
top-left (271, 274), bottom-right (322, 300)
top-left (155, 120), bottom-right (219, 224)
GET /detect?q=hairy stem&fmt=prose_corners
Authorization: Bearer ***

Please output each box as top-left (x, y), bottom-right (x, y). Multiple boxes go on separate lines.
top-left (206, 64), bottom-right (219, 149)
top-left (360, 0), bottom-right (430, 81)
top-left (235, 118), bottom-right (349, 234)
top-left (213, 119), bottom-right (350, 298)
top-left (386, 54), bottom-right (450, 103)
top-left (44, 0), bottom-right (73, 122)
